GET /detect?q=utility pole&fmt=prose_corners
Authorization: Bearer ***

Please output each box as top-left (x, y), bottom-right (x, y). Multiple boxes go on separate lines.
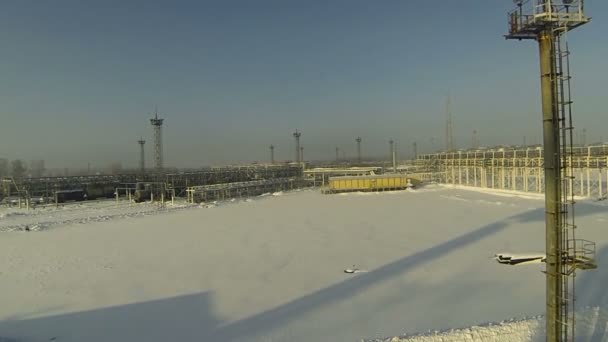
top-left (446, 95), bottom-right (454, 151)
top-left (138, 138), bottom-right (146, 174)
top-left (390, 139), bottom-right (397, 173)
top-left (356, 137), bottom-right (362, 163)
top-left (270, 145), bottom-right (275, 164)
top-left (472, 130), bottom-right (479, 149)
top-left (582, 128), bottom-right (587, 146)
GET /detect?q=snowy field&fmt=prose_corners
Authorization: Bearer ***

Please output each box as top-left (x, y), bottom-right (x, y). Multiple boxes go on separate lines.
top-left (0, 199), bottom-right (198, 232)
top-left (0, 185), bottom-right (607, 342)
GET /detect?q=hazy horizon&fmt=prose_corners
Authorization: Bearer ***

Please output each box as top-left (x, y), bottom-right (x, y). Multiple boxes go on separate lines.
top-left (1, 1), bottom-right (607, 170)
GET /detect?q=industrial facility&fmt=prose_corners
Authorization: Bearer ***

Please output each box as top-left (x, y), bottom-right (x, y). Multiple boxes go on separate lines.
top-left (1, 2), bottom-right (606, 342)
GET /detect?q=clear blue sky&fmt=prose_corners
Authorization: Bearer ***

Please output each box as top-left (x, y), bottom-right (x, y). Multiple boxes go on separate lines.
top-left (1, 0), bottom-right (607, 169)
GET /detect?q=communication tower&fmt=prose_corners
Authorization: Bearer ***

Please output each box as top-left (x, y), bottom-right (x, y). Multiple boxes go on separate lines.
top-left (293, 130), bottom-right (301, 163)
top-left (150, 108), bottom-right (164, 171)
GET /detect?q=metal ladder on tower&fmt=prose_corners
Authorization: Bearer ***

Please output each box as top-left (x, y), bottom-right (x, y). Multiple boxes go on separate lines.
top-left (553, 23), bottom-right (597, 342)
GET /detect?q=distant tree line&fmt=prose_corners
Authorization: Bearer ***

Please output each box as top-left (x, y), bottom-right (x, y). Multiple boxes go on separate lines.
top-left (0, 158), bottom-right (46, 179)
top-left (0, 158), bottom-right (188, 178)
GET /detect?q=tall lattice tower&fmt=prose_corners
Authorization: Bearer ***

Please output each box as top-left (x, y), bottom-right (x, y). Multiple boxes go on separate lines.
top-left (293, 130), bottom-right (301, 163)
top-left (446, 96), bottom-right (454, 151)
top-left (335, 147), bottom-right (339, 162)
top-left (506, 1), bottom-right (596, 341)
top-left (413, 141), bottom-right (418, 160)
top-left (137, 138), bottom-right (145, 173)
top-left (150, 108), bottom-right (164, 171)
top-left (356, 137), bottom-right (362, 163)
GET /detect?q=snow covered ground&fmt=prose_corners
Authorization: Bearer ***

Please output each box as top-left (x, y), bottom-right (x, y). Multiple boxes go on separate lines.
top-left (367, 316), bottom-right (543, 342)
top-left (0, 199), bottom-right (199, 232)
top-left (0, 185), bottom-right (607, 342)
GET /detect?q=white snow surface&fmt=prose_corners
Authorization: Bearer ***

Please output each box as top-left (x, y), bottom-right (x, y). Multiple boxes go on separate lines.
top-left (0, 185), bottom-right (607, 342)
top-left (0, 199), bottom-right (197, 232)
top-left (367, 316), bottom-right (543, 342)
top-left (369, 308), bottom-right (608, 342)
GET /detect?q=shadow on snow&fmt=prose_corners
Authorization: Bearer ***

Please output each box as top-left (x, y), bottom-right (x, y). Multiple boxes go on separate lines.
top-left (0, 202), bottom-right (605, 341)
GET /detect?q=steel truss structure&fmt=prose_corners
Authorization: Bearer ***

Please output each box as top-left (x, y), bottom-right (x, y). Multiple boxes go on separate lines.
top-left (417, 146), bottom-right (608, 198)
top-left (1, 164), bottom-right (304, 204)
top-left (185, 177), bottom-right (300, 203)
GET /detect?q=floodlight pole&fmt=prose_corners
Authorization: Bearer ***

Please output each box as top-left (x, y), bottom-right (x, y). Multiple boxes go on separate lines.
top-left (539, 29), bottom-right (562, 342)
top-left (504, 1), bottom-right (593, 340)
